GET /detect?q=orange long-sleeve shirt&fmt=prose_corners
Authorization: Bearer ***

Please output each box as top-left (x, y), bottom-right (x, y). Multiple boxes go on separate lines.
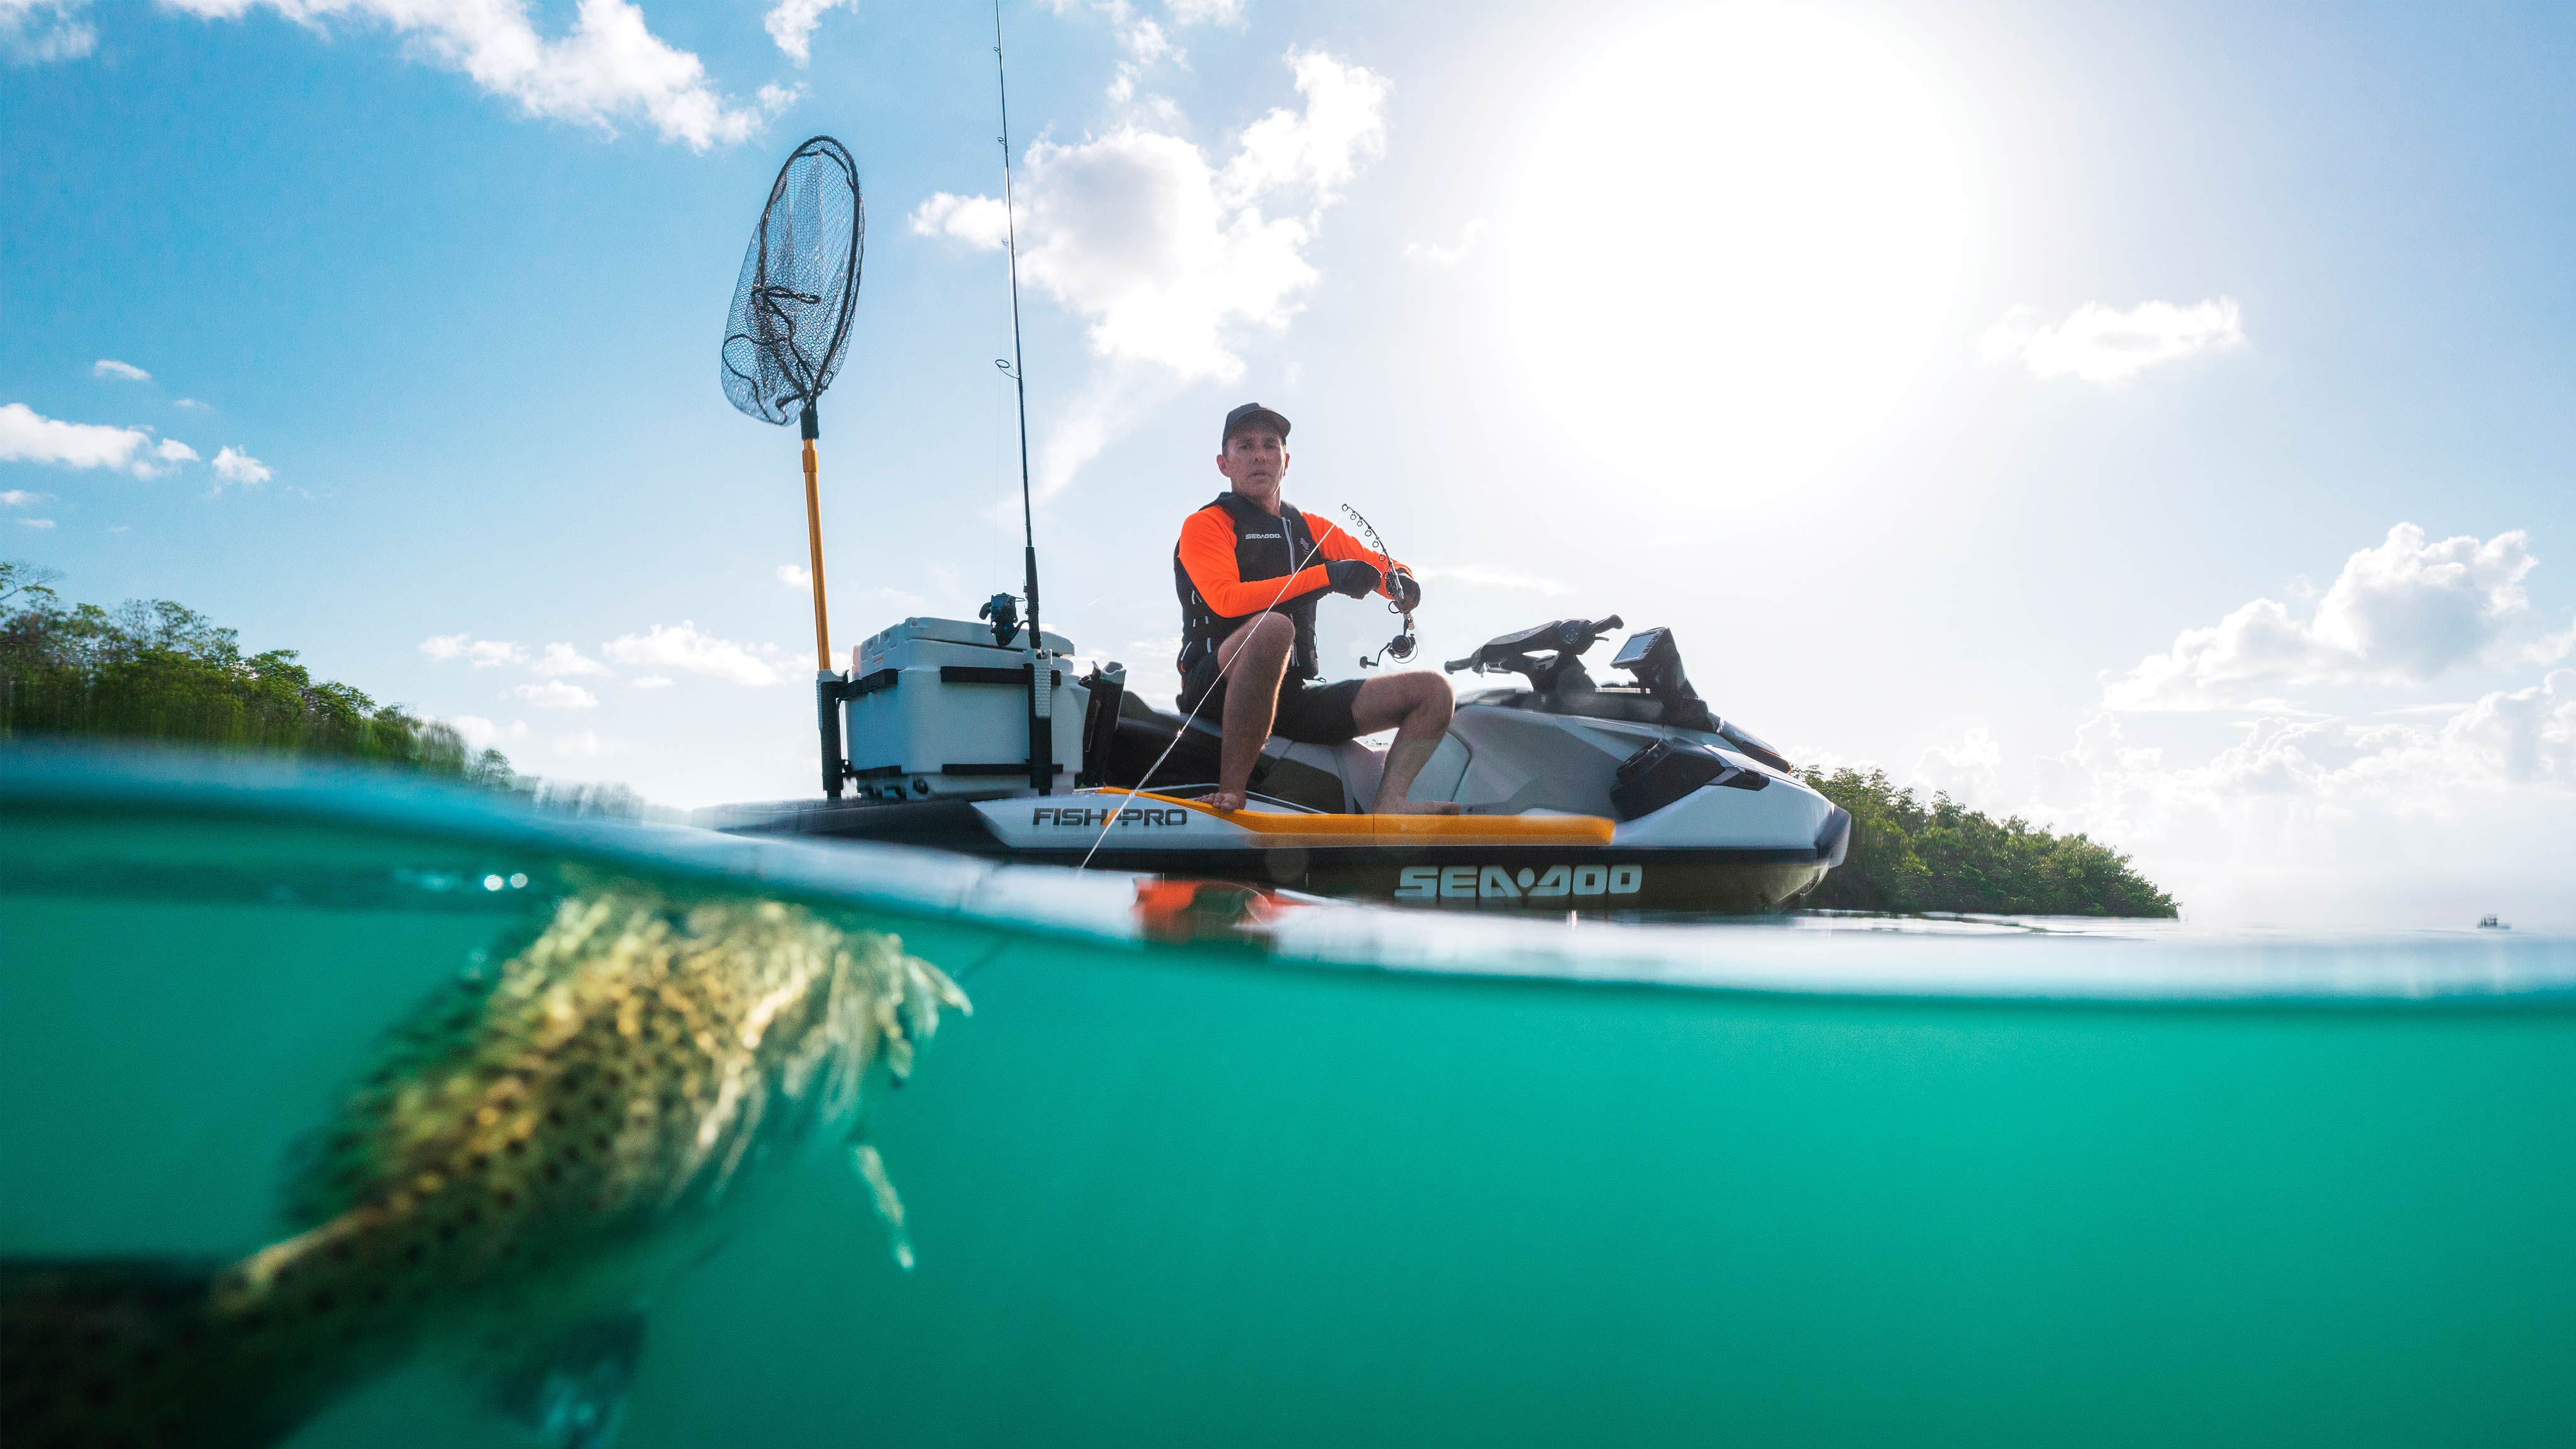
top-left (1174, 501), bottom-right (1407, 618)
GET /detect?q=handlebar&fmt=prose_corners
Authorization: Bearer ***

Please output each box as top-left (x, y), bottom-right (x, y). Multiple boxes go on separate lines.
top-left (1444, 614), bottom-right (1624, 675)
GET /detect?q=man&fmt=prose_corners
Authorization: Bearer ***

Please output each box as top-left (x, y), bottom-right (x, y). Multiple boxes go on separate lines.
top-left (1172, 402), bottom-right (1461, 814)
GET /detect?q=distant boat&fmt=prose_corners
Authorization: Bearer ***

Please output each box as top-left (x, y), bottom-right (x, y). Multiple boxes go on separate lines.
top-left (2478, 914), bottom-right (2511, 930)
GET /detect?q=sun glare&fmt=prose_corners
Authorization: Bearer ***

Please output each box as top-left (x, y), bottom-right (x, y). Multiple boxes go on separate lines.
top-left (1506, 4), bottom-right (1971, 498)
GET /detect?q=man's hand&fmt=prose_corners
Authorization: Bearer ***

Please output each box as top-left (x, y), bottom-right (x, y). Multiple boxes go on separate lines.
top-left (1389, 568), bottom-right (1422, 613)
top-left (1326, 560), bottom-right (1381, 599)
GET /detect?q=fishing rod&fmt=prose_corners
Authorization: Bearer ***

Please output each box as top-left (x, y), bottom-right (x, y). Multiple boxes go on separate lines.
top-left (992, 0), bottom-right (1052, 795)
top-left (1341, 504), bottom-right (1417, 667)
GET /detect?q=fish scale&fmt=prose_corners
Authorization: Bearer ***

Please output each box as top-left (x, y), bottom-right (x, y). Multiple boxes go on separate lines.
top-left (1, 887), bottom-right (967, 1449)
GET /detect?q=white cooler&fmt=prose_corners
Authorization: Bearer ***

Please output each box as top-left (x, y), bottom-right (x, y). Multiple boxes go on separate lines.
top-left (842, 617), bottom-right (1088, 800)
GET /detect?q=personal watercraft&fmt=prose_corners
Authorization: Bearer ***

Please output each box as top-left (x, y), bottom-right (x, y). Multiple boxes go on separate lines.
top-left (703, 609), bottom-right (1850, 913)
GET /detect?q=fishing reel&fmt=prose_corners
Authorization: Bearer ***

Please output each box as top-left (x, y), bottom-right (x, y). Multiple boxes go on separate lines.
top-left (1362, 608), bottom-right (1418, 669)
top-left (978, 592), bottom-right (1023, 648)
top-left (1361, 566), bottom-right (1419, 667)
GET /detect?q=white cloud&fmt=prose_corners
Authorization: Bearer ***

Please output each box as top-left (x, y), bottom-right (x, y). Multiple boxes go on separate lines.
top-left (17, 517), bottom-right (57, 530)
top-left (512, 679), bottom-right (600, 709)
top-left (2106, 525), bottom-right (2547, 710)
top-left (776, 562), bottom-right (811, 589)
top-left (447, 714), bottom-right (529, 752)
top-left (1165, 0), bottom-right (1241, 23)
top-left (2030, 536), bottom-right (2576, 923)
top-left (210, 446), bottom-right (271, 486)
top-left (762, 0), bottom-right (850, 64)
top-left (1126, 634), bottom-right (1180, 665)
top-left (1, 489), bottom-right (50, 507)
top-left (1108, 9), bottom-right (1173, 105)
top-left (603, 621), bottom-right (782, 686)
top-left (2043, 672), bottom-right (2576, 836)
top-left (1913, 726), bottom-right (2001, 807)
top-left (913, 119), bottom-right (1324, 387)
top-left (1122, 635), bottom-right (1182, 711)
top-left (1048, 0), bottom-right (1191, 106)
top-left (629, 674), bottom-right (674, 689)
top-left (909, 192), bottom-right (1009, 249)
top-left (1404, 218), bottom-right (1487, 268)
top-left (420, 633), bottom-right (527, 668)
top-left (174, 397), bottom-right (210, 410)
top-left (165, 0), bottom-right (789, 151)
top-left (553, 730), bottom-right (624, 757)
top-left (530, 641), bottom-right (611, 677)
top-left (2523, 613), bottom-right (2576, 669)
top-left (1221, 50), bottom-right (1389, 206)
top-left (1980, 297), bottom-right (2245, 384)
top-left (1411, 563), bottom-right (1574, 597)
top-left (2440, 669), bottom-right (2576, 786)
top-left (866, 584), bottom-right (927, 616)
top-left (92, 358), bottom-right (151, 382)
top-left (911, 48), bottom-right (1388, 497)
top-left (1, 0), bottom-right (94, 62)
top-left (2037, 523), bottom-right (2576, 924)
top-left (0, 402), bottom-right (196, 477)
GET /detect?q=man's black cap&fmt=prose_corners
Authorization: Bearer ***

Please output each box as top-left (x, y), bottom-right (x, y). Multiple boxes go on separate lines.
top-left (1222, 401), bottom-right (1291, 445)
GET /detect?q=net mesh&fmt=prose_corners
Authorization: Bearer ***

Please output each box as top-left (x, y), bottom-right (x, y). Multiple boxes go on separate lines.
top-left (721, 136), bottom-right (865, 426)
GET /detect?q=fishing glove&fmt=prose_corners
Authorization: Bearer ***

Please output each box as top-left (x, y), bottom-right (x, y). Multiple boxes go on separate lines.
top-left (1389, 568), bottom-right (1422, 612)
top-left (1326, 560), bottom-right (1382, 598)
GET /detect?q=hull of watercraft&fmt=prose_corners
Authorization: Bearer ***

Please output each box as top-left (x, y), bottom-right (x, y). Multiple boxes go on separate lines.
top-left (702, 786), bottom-right (1848, 914)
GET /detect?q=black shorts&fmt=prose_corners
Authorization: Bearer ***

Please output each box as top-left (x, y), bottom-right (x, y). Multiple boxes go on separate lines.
top-left (1177, 658), bottom-right (1367, 745)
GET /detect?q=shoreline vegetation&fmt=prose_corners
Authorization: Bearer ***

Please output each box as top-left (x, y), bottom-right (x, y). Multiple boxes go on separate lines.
top-left (4, 564), bottom-right (2178, 916)
top-left (0, 563), bottom-right (641, 815)
top-left (1796, 766), bottom-right (2178, 918)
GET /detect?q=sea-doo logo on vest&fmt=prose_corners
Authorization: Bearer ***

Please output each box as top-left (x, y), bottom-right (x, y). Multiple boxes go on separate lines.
top-left (1243, 531), bottom-right (1283, 540)
top-left (1393, 863), bottom-right (1642, 901)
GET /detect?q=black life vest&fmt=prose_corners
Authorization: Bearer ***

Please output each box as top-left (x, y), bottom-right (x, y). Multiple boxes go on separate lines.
top-left (1174, 491), bottom-right (1325, 681)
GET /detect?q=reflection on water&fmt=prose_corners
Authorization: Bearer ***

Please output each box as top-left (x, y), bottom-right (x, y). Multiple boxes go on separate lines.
top-left (4, 749), bottom-right (2575, 1448)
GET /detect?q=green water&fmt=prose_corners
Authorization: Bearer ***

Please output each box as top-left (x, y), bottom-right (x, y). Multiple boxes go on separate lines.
top-left (5, 750), bottom-right (2575, 1446)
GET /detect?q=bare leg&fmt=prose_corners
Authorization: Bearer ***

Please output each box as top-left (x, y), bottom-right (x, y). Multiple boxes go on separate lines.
top-left (1354, 671), bottom-right (1461, 814)
top-left (1205, 613), bottom-right (1294, 813)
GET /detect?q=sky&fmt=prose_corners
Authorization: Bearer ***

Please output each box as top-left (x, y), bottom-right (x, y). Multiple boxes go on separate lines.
top-left (4, 0), bottom-right (2572, 926)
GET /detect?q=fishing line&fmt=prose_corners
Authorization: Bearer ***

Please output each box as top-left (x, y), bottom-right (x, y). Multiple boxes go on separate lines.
top-left (1075, 527), bottom-right (1333, 871)
top-left (949, 931), bottom-right (1013, 986)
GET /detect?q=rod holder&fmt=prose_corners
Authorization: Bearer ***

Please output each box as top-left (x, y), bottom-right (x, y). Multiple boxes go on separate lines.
top-left (816, 669), bottom-right (850, 799)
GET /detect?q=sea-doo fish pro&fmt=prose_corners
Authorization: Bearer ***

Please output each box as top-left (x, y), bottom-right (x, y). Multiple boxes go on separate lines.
top-left (704, 611), bottom-right (1850, 913)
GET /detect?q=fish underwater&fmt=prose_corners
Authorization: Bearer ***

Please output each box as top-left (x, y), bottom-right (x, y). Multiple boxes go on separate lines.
top-left (1, 887), bottom-right (968, 1449)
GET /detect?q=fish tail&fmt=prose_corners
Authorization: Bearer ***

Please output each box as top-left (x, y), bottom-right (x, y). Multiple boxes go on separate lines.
top-left (1, 1257), bottom-right (335, 1449)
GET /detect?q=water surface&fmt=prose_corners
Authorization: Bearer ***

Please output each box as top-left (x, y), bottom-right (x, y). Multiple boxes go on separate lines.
top-left (4, 748), bottom-right (2572, 1448)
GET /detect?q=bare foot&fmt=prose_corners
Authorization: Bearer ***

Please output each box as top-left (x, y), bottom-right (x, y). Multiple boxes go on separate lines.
top-left (1378, 799), bottom-right (1463, 816)
top-left (1204, 789), bottom-right (1247, 813)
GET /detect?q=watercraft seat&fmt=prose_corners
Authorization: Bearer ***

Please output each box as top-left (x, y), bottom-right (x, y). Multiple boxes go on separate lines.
top-left (1102, 692), bottom-right (1349, 813)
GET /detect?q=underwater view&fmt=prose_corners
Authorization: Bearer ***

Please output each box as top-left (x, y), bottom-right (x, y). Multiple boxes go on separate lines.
top-left (6, 748), bottom-right (2574, 1448)
top-left (12, 0), bottom-right (2576, 1442)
